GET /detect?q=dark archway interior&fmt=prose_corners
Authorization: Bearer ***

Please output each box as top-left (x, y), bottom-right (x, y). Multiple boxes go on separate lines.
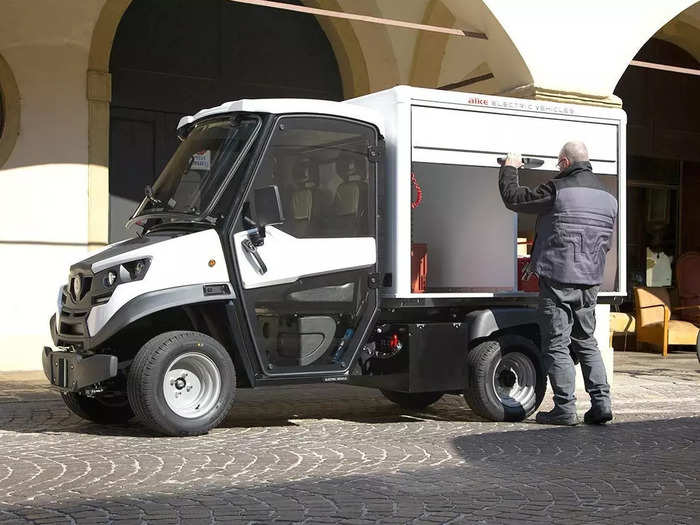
top-left (614, 38), bottom-right (700, 296)
top-left (108, 0), bottom-right (343, 241)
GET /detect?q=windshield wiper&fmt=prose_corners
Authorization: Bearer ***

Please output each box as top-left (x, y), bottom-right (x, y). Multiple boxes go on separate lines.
top-left (145, 185), bottom-right (163, 206)
top-left (145, 184), bottom-right (178, 211)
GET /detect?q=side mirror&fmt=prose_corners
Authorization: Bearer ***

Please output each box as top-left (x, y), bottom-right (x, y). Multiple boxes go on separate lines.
top-left (254, 185), bottom-right (285, 227)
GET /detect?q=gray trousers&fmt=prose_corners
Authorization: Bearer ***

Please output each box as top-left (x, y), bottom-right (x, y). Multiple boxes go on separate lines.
top-left (537, 276), bottom-right (611, 415)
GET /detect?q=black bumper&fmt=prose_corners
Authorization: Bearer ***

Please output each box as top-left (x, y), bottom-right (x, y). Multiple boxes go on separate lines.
top-left (42, 346), bottom-right (118, 392)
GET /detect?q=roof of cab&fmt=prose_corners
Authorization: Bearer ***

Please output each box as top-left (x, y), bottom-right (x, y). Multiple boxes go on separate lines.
top-left (177, 98), bottom-right (385, 136)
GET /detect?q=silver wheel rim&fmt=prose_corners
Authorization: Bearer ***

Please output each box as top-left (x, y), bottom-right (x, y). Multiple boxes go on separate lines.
top-left (163, 352), bottom-right (221, 419)
top-left (492, 351), bottom-right (537, 409)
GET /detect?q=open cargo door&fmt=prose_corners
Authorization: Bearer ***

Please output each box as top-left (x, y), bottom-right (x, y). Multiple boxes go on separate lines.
top-left (409, 103), bottom-right (623, 298)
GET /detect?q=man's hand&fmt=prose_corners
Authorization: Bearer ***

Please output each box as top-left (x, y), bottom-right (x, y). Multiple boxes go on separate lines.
top-left (504, 152), bottom-right (524, 169)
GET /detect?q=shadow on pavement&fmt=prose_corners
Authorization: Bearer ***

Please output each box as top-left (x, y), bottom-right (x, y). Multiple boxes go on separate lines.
top-left (0, 387), bottom-right (486, 436)
top-left (0, 416), bottom-right (696, 524)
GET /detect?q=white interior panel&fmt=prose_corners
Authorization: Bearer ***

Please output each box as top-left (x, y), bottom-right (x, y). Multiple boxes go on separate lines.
top-left (412, 106), bottom-right (618, 166)
top-left (234, 226), bottom-right (376, 289)
top-left (411, 164), bottom-right (516, 292)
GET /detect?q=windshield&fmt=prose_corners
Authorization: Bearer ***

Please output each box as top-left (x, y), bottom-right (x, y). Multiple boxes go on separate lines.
top-left (131, 114), bottom-right (260, 222)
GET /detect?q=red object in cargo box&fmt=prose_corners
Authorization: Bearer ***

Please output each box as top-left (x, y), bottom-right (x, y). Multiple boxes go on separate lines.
top-left (517, 257), bottom-right (539, 292)
top-left (411, 243), bottom-right (428, 293)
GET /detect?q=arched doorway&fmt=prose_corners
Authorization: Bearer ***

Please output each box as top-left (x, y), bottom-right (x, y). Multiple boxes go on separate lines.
top-left (614, 37), bottom-right (700, 292)
top-left (108, 0), bottom-right (343, 241)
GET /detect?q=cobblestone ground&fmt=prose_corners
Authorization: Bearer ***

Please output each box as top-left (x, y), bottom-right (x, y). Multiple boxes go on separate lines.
top-left (0, 352), bottom-right (697, 524)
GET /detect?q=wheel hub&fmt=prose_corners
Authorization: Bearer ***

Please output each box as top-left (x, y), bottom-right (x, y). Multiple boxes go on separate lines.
top-left (498, 369), bottom-right (517, 388)
top-left (163, 352), bottom-right (221, 419)
top-left (492, 351), bottom-right (537, 409)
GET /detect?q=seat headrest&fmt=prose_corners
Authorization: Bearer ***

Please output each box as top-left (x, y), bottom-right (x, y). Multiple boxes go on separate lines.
top-left (292, 159), bottom-right (319, 187)
top-left (335, 152), bottom-right (364, 182)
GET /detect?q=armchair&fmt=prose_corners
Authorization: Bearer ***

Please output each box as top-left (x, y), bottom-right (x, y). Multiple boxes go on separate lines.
top-left (634, 287), bottom-right (700, 356)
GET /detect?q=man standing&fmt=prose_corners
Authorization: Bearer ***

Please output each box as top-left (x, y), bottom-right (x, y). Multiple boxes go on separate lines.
top-left (499, 141), bottom-right (617, 426)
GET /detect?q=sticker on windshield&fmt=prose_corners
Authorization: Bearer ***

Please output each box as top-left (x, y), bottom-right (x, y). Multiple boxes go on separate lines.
top-left (191, 150), bottom-right (211, 171)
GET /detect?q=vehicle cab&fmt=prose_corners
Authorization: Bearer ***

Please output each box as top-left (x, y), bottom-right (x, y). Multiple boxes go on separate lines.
top-left (45, 98), bottom-right (385, 435)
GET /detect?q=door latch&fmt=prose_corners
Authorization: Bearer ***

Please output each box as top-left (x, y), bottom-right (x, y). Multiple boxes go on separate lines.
top-left (241, 238), bottom-right (267, 275)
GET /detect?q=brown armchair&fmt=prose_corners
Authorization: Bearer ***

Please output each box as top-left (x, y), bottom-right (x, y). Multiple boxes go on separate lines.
top-left (634, 287), bottom-right (700, 356)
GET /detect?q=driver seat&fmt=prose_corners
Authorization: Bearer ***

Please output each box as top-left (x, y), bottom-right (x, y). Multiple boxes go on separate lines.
top-left (290, 159), bottom-right (322, 237)
top-left (331, 152), bottom-right (368, 236)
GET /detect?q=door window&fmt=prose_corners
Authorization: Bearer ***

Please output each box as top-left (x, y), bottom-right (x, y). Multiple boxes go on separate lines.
top-left (247, 116), bottom-right (375, 238)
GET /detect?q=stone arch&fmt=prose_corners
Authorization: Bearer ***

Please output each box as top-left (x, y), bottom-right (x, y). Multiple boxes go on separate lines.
top-left (302, 0), bottom-right (370, 97)
top-left (480, 0), bottom-right (699, 105)
top-left (410, 0), bottom-right (532, 95)
top-left (409, 0), bottom-right (454, 88)
top-left (303, 0), bottom-right (399, 95)
top-left (654, 18), bottom-right (700, 64)
top-left (86, 0), bottom-right (132, 248)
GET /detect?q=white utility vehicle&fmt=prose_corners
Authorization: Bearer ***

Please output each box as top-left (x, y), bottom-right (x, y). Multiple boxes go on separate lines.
top-left (43, 86), bottom-right (626, 436)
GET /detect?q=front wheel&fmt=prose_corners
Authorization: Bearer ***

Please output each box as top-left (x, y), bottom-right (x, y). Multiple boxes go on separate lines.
top-left (61, 391), bottom-right (134, 424)
top-left (380, 390), bottom-right (443, 410)
top-left (127, 331), bottom-right (236, 436)
top-left (463, 335), bottom-right (545, 422)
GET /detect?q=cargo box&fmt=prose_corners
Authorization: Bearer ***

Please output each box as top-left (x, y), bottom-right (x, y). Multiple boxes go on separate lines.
top-left (351, 86), bottom-right (626, 301)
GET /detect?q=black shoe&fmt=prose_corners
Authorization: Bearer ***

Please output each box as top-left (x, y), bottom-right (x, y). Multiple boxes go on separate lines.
top-left (583, 407), bottom-right (613, 425)
top-left (535, 409), bottom-right (579, 426)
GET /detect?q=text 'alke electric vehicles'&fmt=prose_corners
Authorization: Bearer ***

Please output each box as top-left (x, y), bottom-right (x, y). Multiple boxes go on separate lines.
top-left (44, 86), bottom-right (626, 436)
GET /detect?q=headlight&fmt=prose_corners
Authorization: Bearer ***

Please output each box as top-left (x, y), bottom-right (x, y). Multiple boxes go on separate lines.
top-left (104, 271), bottom-right (117, 288)
top-left (123, 258), bottom-right (151, 281)
top-left (92, 258), bottom-right (151, 304)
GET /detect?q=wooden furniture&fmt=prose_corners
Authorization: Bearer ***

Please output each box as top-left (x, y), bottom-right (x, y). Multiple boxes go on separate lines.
top-left (634, 287), bottom-right (700, 356)
top-left (609, 312), bottom-right (636, 350)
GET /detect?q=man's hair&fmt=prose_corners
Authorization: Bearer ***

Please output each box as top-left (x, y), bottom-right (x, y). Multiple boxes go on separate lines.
top-left (560, 141), bottom-right (589, 163)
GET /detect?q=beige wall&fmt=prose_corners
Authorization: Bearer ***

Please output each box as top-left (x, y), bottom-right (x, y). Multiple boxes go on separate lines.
top-left (0, 0), bottom-right (106, 370)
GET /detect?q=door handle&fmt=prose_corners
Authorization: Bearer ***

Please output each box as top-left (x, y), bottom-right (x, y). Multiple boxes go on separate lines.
top-left (241, 238), bottom-right (267, 275)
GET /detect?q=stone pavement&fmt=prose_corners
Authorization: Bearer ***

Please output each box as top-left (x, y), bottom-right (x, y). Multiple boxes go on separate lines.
top-left (0, 352), bottom-right (697, 524)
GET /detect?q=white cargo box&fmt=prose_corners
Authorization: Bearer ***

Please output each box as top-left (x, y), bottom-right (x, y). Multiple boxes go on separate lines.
top-left (350, 86), bottom-right (626, 300)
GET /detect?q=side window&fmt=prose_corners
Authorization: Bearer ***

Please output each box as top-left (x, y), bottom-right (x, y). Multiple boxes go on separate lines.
top-left (249, 116), bottom-right (375, 238)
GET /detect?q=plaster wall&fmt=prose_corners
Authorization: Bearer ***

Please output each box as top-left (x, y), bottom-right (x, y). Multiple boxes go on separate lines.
top-left (0, 0), bottom-right (106, 370)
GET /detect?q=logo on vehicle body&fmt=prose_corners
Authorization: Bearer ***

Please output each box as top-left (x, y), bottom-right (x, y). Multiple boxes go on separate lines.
top-left (71, 275), bottom-right (82, 300)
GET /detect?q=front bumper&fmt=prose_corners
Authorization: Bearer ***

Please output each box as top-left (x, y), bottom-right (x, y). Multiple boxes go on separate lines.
top-left (42, 346), bottom-right (118, 392)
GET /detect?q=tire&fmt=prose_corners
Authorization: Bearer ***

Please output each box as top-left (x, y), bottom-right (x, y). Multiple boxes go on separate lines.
top-left (463, 335), bottom-right (546, 422)
top-left (127, 331), bottom-right (236, 436)
top-left (380, 389), bottom-right (444, 410)
top-left (61, 391), bottom-right (134, 424)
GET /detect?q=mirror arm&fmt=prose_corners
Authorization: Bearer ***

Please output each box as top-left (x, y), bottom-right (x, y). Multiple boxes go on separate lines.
top-left (247, 225), bottom-right (266, 247)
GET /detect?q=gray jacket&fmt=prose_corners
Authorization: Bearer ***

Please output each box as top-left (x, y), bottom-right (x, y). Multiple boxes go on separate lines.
top-left (499, 161), bottom-right (618, 286)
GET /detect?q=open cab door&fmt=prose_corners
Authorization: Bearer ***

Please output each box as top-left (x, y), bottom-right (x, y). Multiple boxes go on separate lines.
top-left (231, 115), bottom-right (381, 377)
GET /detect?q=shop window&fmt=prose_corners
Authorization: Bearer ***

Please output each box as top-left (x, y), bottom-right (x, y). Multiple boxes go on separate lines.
top-left (627, 185), bottom-right (679, 289)
top-left (626, 156), bottom-right (680, 290)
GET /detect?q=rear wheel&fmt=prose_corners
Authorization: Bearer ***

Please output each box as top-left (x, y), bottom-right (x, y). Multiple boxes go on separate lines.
top-left (127, 331), bottom-right (236, 436)
top-left (463, 335), bottom-right (545, 422)
top-left (380, 389), bottom-right (443, 410)
top-left (61, 391), bottom-right (134, 424)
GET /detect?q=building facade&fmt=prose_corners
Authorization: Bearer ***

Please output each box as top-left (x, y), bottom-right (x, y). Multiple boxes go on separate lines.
top-left (1, 0), bottom-right (699, 370)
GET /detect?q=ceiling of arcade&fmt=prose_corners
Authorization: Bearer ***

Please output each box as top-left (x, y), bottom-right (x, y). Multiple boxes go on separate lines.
top-left (304, 0), bottom-right (700, 102)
